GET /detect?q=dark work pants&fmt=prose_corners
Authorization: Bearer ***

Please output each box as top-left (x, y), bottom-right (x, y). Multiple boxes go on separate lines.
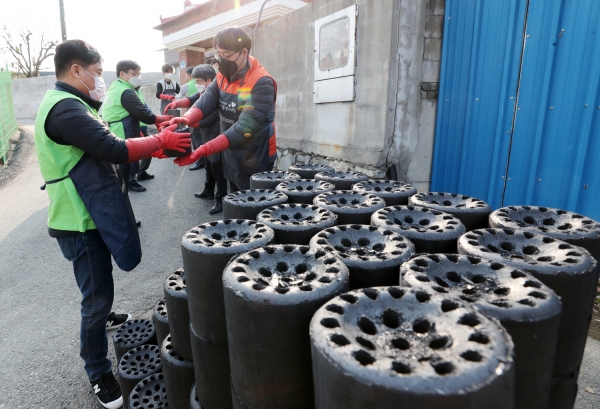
top-left (205, 158), bottom-right (227, 199)
top-left (191, 127), bottom-right (205, 166)
top-left (229, 159), bottom-right (275, 193)
top-left (129, 158), bottom-right (151, 182)
top-left (56, 229), bottom-right (114, 381)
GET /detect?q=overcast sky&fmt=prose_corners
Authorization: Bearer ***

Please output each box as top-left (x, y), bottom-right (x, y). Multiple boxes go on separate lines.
top-left (0, 0), bottom-right (205, 73)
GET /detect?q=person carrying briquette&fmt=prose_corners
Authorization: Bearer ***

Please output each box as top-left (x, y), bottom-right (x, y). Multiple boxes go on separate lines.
top-left (102, 60), bottom-right (173, 192)
top-left (175, 65), bottom-right (205, 171)
top-left (34, 39), bottom-right (190, 409)
top-left (175, 65), bottom-right (197, 100)
top-left (188, 64), bottom-right (226, 214)
top-left (156, 63), bottom-right (180, 114)
top-left (163, 26), bottom-right (277, 191)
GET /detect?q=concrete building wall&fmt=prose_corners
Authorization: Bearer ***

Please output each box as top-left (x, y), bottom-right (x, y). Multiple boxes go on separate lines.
top-left (251, 0), bottom-right (444, 189)
top-left (12, 72), bottom-right (165, 119)
top-left (252, 0), bottom-right (398, 175)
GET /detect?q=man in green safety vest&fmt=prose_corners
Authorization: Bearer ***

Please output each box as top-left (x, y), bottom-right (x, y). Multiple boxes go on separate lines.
top-left (102, 60), bottom-right (173, 192)
top-left (34, 40), bottom-right (190, 409)
top-left (176, 66), bottom-right (205, 171)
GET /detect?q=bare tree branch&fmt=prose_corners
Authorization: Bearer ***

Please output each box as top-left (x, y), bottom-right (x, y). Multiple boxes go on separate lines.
top-left (0, 23), bottom-right (58, 77)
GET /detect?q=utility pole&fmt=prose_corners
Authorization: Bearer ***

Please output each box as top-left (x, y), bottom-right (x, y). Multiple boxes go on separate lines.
top-left (59, 0), bottom-right (67, 42)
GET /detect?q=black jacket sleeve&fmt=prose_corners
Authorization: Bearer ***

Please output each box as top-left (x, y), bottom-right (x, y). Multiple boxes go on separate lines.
top-left (156, 81), bottom-right (163, 98)
top-left (199, 108), bottom-right (220, 129)
top-left (121, 89), bottom-right (156, 125)
top-left (45, 99), bottom-right (129, 164)
top-left (175, 83), bottom-right (181, 93)
top-left (224, 77), bottom-right (275, 147)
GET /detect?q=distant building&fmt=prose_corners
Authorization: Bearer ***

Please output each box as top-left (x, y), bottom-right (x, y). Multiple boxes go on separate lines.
top-left (154, 0), bottom-right (311, 83)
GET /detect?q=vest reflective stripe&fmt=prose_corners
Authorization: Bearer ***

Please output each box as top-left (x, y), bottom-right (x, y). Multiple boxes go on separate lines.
top-left (187, 80), bottom-right (198, 96)
top-left (102, 79), bottom-right (140, 139)
top-left (34, 90), bottom-right (97, 232)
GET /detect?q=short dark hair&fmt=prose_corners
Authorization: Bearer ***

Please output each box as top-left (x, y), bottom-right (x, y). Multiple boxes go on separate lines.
top-left (214, 26), bottom-right (251, 53)
top-left (192, 64), bottom-right (216, 81)
top-left (205, 57), bottom-right (217, 65)
top-left (161, 64), bottom-right (174, 73)
top-left (186, 66), bottom-right (194, 75)
top-left (116, 60), bottom-right (140, 77)
top-left (54, 40), bottom-right (102, 78)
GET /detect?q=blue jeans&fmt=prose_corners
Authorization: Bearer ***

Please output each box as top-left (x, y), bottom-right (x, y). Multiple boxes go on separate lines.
top-left (56, 229), bottom-right (114, 381)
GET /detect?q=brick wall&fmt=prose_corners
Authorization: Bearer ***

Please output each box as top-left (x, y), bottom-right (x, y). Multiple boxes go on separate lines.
top-left (421, 0), bottom-right (444, 100)
top-left (177, 49), bottom-right (205, 83)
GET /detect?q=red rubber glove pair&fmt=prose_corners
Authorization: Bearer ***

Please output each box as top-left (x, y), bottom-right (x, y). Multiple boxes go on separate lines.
top-left (163, 98), bottom-right (191, 114)
top-left (159, 94), bottom-right (175, 101)
top-left (174, 134), bottom-right (230, 166)
top-left (154, 114), bottom-right (174, 128)
top-left (126, 124), bottom-right (191, 162)
top-left (159, 106), bottom-right (204, 130)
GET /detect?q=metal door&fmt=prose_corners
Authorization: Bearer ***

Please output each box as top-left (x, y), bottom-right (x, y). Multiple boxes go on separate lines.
top-left (432, 0), bottom-right (600, 220)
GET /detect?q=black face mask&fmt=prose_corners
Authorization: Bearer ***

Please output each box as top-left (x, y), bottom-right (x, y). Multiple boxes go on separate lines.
top-left (219, 51), bottom-right (243, 78)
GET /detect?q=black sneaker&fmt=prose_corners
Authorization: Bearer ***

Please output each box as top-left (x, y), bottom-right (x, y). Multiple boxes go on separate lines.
top-left (106, 312), bottom-right (132, 330)
top-left (90, 372), bottom-right (123, 409)
top-left (194, 190), bottom-right (214, 199)
top-left (129, 182), bottom-right (146, 192)
top-left (137, 171), bottom-right (155, 181)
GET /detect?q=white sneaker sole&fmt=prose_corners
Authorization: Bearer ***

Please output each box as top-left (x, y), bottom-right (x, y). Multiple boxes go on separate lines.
top-left (97, 395), bottom-right (123, 409)
top-left (106, 314), bottom-right (132, 330)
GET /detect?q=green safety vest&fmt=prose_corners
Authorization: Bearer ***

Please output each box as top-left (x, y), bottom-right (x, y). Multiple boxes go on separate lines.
top-left (187, 79), bottom-right (198, 96)
top-left (102, 79), bottom-right (147, 139)
top-left (34, 90), bottom-right (97, 232)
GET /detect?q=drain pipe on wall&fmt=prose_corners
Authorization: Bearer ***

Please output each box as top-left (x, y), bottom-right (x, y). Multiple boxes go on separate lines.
top-left (254, 0), bottom-right (271, 31)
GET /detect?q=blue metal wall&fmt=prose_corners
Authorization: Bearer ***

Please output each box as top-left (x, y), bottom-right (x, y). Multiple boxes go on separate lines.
top-left (432, 0), bottom-right (600, 220)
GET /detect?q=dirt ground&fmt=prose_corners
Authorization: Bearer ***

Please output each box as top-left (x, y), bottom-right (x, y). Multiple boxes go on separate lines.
top-left (588, 283), bottom-right (600, 341)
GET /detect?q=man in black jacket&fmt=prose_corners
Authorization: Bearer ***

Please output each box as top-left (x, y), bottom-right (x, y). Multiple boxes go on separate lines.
top-left (189, 64), bottom-right (226, 214)
top-left (35, 39), bottom-right (190, 409)
top-left (164, 26), bottom-right (277, 191)
top-left (103, 60), bottom-right (172, 192)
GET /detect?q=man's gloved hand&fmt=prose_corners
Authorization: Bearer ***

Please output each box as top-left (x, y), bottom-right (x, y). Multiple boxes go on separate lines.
top-left (151, 149), bottom-right (169, 159)
top-left (174, 146), bottom-right (206, 166)
top-left (154, 114), bottom-right (174, 128)
top-left (164, 98), bottom-right (191, 114)
top-left (169, 117), bottom-right (189, 126)
top-left (158, 124), bottom-right (191, 153)
top-left (159, 94), bottom-right (175, 101)
top-left (174, 134), bottom-right (230, 166)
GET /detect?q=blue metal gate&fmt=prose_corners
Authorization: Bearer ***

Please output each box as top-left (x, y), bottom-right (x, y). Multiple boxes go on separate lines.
top-left (431, 0), bottom-right (600, 220)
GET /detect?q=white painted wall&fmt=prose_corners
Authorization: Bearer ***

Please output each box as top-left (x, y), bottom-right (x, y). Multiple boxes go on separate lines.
top-left (12, 72), bottom-right (167, 119)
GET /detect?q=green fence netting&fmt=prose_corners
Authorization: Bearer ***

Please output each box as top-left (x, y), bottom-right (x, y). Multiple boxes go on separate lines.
top-left (0, 71), bottom-right (18, 162)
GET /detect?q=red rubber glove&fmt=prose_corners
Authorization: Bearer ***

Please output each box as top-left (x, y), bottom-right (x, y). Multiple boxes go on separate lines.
top-left (151, 149), bottom-right (169, 159)
top-left (163, 98), bottom-right (191, 114)
top-left (169, 117), bottom-right (189, 126)
top-left (168, 106), bottom-right (204, 127)
top-left (125, 125), bottom-right (190, 161)
top-left (154, 114), bottom-right (173, 128)
top-left (158, 124), bottom-right (192, 152)
top-left (139, 132), bottom-right (144, 138)
top-left (174, 134), bottom-right (230, 166)
top-left (159, 94), bottom-right (175, 101)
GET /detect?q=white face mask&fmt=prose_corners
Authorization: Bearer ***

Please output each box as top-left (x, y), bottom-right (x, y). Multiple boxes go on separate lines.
top-left (196, 84), bottom-right (206, 93)
top-left (165, 73), bottom-right (174, 80)
top-left (127, 74), bottom-right (142, 87)
top-left (79, 67), bottom-right (106, 101)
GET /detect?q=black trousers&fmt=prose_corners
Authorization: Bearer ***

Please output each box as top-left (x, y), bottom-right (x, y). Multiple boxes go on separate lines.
top-left (229, 159), bottom-right (275, 193)
top-left (205, 158), bottom-right (227, 199)
top-left (120, 158), bottom-right (151, 186)
top-left (192, 127), bottom-right (205, 166)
